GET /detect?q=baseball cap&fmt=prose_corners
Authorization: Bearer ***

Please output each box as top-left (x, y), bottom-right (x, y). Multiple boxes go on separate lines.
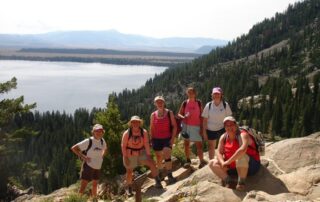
top-left (154, 95), bottom-right (165, 102)
top-left (212, 87), bottom-right (222, 94)
top-left (223, 116), bottom-right (237, 124)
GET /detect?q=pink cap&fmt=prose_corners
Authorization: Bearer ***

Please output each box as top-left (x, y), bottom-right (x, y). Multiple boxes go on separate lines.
top-left (212, 87), bottom-right (222, 94)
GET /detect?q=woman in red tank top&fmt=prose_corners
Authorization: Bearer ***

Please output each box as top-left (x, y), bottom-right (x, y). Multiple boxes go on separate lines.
top-left (150, 95), bottom-right (177, 185)
top-left (208, 116), bottom-right (261, 191)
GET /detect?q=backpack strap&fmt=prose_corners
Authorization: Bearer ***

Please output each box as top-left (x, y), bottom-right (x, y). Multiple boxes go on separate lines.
top-left (126, 128), bottom-right (145, 154)
top-left (222, 100), bottom-right (226, 109)
top-left (83, 138), bottom-right (92, 155)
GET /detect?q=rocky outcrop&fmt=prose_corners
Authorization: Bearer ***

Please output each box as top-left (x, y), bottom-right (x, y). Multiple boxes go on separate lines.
top-left (144, 132), bottom-right (320, 202)
top-left (14, 132), bottom-right (320, 201)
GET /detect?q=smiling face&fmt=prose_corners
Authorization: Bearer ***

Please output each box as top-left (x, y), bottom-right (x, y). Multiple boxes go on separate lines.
top-left (212, 92), bottom-right (222, 102)
top-left (93, 129), bottom-right (104, 139)
top-left (130, 120), bottom-right (141, 129)
top-left (224, 120), bottom-right (237, 136)
top-left (187, 88), bottom-right (196, 99)
top-left (155, 99), bottom-right (165, 110)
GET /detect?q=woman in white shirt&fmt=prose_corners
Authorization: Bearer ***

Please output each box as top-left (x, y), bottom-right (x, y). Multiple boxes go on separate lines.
top-left (202, 87), bottom-right (232, 160)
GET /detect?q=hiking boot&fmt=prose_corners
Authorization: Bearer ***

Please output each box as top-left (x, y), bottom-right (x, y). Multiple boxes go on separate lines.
top-left (183, 158), bottom-right (191, 168)
top-left (159, 169), bottom-right (166, 181)
top-left (198, 160), bottom-right (207, 169)
top-left (236, 179), bottom-right (246, 191)
top-left (167, 173), bottom-right (177, 185)
top-left (125, 185), bottom-right (134, 197)
top-left (155, 178), bottom-right (163, 189)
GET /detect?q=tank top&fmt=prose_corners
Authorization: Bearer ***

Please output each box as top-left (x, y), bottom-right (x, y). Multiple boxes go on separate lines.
top-left (126, 128), bottom-right (144, 156)
top-left (152, 110), bottom-right (171, 139)
top-left (182, 100), bottom-right (201, 126)
top-left (224, 131), bottom-right (260, 169)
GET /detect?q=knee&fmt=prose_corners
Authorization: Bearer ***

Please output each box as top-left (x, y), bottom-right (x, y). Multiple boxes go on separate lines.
top-left (208, 159), bottom-right (219, 169)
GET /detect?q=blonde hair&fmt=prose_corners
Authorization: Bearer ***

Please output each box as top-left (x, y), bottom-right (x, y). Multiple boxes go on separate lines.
top-left (186, 87), bottom-right (196, 95)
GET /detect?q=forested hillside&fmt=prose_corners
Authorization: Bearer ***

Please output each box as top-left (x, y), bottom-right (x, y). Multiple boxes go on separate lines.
top-left (1, 0), bottom-right (320, 200)
top-left (114, 0), bottom-right (320, 138)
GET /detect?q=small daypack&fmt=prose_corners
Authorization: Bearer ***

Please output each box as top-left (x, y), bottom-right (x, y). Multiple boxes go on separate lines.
top-left (239, 126), bottom-right (265, 156)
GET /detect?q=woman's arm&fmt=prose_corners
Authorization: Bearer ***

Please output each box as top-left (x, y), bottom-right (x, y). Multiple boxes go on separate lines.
top-left (149, 113), bottom-right (154, 140)
top-left (169, 110), bottom-right (177, 144)
top-left (143, 129), bottom-right (151, 156)
top-left (121, 131), bottom-right (129, 157)
top-left (216, 134), bottom-right (226, 164)
top-left (177, 101), bottom-right (185, 119)
top-left (224, 132), bottom-right (249, 165)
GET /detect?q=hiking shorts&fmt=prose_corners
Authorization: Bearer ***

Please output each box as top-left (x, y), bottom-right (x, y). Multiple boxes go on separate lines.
top-left (152, 138), bottom-right (172, 151)
top-left (181, 123), bottom-right (202, 142)
top-left (206, 128), bottom-right (225, 140)
top-left (227, 154), bottom-right (261, 176)
top-left (123, 150), bottom-right (148, 170)
top-left (81, 163), bottom-right (100, 181)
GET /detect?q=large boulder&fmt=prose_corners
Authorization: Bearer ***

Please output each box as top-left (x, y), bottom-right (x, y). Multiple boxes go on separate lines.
top-left (264, 136), bottom-right (320, 173)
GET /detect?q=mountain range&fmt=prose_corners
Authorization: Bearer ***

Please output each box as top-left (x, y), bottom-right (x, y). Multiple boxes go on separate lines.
top-left (0, 30), bottom-right (227, 53)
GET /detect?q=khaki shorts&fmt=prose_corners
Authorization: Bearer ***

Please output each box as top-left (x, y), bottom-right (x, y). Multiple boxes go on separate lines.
top-left (123, 150), bottom-right (148, 169)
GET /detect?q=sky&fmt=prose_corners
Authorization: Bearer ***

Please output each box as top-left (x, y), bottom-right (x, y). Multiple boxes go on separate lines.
top-left (0, 0), bottom-right (302, 41)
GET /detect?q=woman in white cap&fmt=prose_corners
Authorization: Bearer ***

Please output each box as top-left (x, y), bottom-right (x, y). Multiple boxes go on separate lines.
top-left (121, 115), bottom-right (162, 196)
top-left (150, 95), bottom-right (177, 184)
top-left (71, 124), bottom-right (107, 198)
top-left (209, 116), bottom-right (261, 191)
top-left (202, 87), bottom-right (232, 160)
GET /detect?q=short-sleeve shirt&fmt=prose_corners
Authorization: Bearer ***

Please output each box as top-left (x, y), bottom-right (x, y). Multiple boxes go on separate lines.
top-left (201, 101), bottom-right (232, 131)
top-left (76, 137), bottom-right (107, 169)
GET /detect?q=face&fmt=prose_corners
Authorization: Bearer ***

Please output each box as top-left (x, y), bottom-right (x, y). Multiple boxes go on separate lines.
top-left (93, 129), bottom-right (104, 139)
top-left (212, 93), bottom-right (222, 101)
top-left (187, 90), bottom-right (196, 98)
top-left (131, 120), bottom-right (141, 129)
top-left (155, 100), bottom-right (165, 109)
top-left (224, 121), bottom-right (237, 135)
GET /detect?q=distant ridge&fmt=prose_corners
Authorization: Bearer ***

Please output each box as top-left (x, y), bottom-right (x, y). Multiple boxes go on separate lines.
top-left (0, 30), bottom-right (227, 53)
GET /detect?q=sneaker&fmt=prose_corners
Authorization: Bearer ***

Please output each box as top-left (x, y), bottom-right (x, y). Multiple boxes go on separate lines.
top-left (198, 160), bottom-right (207, 169)
top-left (125, 186), bottom-right (134, 197)
top-left (183, 159), bottom-right (191, 168)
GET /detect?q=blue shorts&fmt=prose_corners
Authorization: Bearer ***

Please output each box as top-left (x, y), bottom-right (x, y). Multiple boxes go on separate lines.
top-left (227, 156), bottom-right (261, 176)
top-left (206, 128), bottom-right (225, 140)
top-left (152, 138), bottom-right (171, 151)
top-left (181, 123), bottom-right (202, 142)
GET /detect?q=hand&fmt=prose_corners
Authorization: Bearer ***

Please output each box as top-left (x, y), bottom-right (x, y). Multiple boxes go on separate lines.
top-left (82, 156), bottom-right (91, 163)
top-left (203, 134), bottom-right (208, 141)
top-left (221, 161), bottom-right (229, 169)
top-left (170, 138), bottom-right (175, 147)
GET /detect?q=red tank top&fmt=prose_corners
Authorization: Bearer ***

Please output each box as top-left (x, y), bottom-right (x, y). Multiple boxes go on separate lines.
top-left (152, 110), bottom-right (171, 139)
top-left (224, 131), bottom-right (260, 169)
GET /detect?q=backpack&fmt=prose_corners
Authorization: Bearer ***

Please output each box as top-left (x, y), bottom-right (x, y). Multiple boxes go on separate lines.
top-left (81, 138), bottom-right (104, 159)
top-left (239, 126), bottom-right (265, 156)
top-left (126, 127), bottom-right (144, 154)
top-left (167, 110), bottom-right (181, 137)
top-left (223, 126), bottom-right (265, 156)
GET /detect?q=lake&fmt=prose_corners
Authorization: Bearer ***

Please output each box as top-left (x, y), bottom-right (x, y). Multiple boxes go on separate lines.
top-left (0, 60), bottom-right (166, 113)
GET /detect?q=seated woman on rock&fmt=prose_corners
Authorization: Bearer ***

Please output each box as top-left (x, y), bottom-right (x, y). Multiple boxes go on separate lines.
top-left (121, 115), bottom-right (162, 196)
top-left (208, 116), bottom-right (261, 191)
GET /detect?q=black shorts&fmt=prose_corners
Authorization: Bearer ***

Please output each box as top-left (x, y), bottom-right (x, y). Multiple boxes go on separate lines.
top-left (206, 128), bottom-right (225, 140)
top-left (152, 138), bottom-right (172, 151)
top-left (81, 163), bottom-right (100, 181)
top-left (227, 156), bottom-right (261, 176)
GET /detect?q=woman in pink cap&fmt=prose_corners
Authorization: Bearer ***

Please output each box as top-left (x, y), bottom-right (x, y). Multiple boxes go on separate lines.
top-left (202, 87), bottom-right (232, 160)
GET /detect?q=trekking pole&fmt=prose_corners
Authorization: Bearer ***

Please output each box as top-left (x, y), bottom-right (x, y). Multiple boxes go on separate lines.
top-left (132, 172), bottom-right (148, 202)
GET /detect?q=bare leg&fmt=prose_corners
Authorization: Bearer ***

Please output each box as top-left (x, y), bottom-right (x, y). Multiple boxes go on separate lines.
top-left (126, 169), bottom-right (134, 185)
top-left (91, 180), bottom-right (98, 197)
top-left (184, 140), bottom-right (190, 160)
top-left (208, 159), bottom-right (228, 180)
top-left (155, 151), bottom-right (164, 170)
top-left (208, 140), bottom-right (216, 160)
top-left (79, 179), bottom-right (89, 194)
top-left (195, 141), bottom-right (204, 162)
top-left (163, 147), bottom-right (172, 171)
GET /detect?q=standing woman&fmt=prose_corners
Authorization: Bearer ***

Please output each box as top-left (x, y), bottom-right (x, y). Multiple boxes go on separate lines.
top-left (202, 87), bottom-right (232, 160)
top-left (178, 87), bottom-right (206, 168)
top-left (121, 115), bottom-right (163, 196)
top-left (71, 124), bottom-right (107, 198)
top-left (150, 96), bottom-right (177, 184)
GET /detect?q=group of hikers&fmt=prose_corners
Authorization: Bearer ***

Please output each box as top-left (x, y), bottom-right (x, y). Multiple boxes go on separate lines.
top-left (71, 86), bottom-right (261, 198)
